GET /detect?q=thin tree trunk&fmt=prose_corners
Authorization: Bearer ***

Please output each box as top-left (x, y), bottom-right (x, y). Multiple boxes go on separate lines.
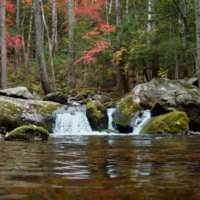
top-left (68, 0), bottom-right (76, 88)
top-left (14, 0), bottom-right (20, 70)
top-left (41, 0), bottom-right (56, 89)
top-left (51, 0), bottom-right (56, 56)
top-left (1, 0), bottom-right (8, 89)
top-left (195, 0), bottom-right (200, 87)
top-left (34, 0), bottom-right (52, 94)
top-left (109, 0), bottom-right (112, 14)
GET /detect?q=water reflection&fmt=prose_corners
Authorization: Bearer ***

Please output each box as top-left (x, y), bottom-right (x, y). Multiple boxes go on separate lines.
top-left (0, 135), bottom-right (200, 199)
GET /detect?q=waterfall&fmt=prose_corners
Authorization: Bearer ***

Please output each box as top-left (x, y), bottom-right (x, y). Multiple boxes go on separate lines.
top-left (53, 106), bottom-right (92, 134)
top-left (107, 108), bottom-right (116, 130)
top-left (52, 105), bottom-right (151, 135)
top-left (132, 110), bottom-right (151, 135)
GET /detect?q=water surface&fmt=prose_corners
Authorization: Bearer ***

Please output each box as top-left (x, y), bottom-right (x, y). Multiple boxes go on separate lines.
top-left (0, 134), bottom-right (200, 199)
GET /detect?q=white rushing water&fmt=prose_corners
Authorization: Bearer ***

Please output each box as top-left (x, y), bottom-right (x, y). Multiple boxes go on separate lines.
top-left (132, 110), bottom-right (151, 135)
top-left (53, 106), bottom-right (92, 134)
top-left (53, 106), bottom-right (151, 135)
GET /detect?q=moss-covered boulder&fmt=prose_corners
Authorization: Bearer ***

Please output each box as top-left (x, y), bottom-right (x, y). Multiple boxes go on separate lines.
top-left (0, 96), bottom-right (62, 134)
top-left (5, 126), bottom-right (49, 141)
top-left (103, 102), bottom-right (116, 108)
top-left (141, 111), bottom-right (189, 134)
top-left (112, 97), bottom-right (143, 133)
top-left (86, 100), bottom-right (108, 131)
top-left (43, 92), bottom-right (68, 104)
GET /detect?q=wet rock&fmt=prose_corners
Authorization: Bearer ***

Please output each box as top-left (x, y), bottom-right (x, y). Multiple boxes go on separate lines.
top-left (92, 94), bottom-right (112, 104)
top-left (103, 102), bottom-right (116, 108)
top-left (5, 126), bottom-right (49, 141)
top-left (43, 92), bottom-right (68, 104)
top-left (112, 97), bottom-right (142, 133)
top-left (151, 88), bottom-right (200, 131)
top-left (0, 87), bottom-right (34, 99)
top-left (141, 111), bottom-right (189, 134)
top-left (86, 100), bottom-right (108, 131)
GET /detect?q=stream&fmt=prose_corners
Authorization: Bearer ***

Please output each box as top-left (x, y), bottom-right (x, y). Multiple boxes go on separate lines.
top-left (0, 134), bottom-right (200, 199)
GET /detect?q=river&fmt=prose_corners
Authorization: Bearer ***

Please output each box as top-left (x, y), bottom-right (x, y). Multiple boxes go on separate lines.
top-left (0, 134), bottom-right (200, 199)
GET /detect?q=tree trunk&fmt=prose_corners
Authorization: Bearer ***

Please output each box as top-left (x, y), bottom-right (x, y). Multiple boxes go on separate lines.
top-left (116, 0), bottom-right (128, 97)
top-left (34, 0), bottom-right (52, 95)
top-left (1, 0), bottom-right (8, 89)
top-left (41, 0), bottom-right (56, 89)
top-left (51, 0), bottom-right (56, 56)
top-left (68, 0), bottom-right (76, 88)
top-left (14, 0), bottom-right (19, 70)
top-left (196, 0), bottom-right (200, 87)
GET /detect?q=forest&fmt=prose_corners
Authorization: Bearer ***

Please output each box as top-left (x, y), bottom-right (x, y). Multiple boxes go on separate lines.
top-left (0, 0), bottom-right (198, 98)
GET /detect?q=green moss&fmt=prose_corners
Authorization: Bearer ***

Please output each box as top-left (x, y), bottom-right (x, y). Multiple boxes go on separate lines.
top-left (29, 102), bottom-right (62, 114)
top-left (5, 125), bottom-right (49, 141)
top-left (113, 97), bottom-right (142, 126)
top-left (81, 88), bottom-right (97, 94)
top-left (103, 102), bottom-right (116, 108)
top-left (141, 111), bottom-right (189, 134)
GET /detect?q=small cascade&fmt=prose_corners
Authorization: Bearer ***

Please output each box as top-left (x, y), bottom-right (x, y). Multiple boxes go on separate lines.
top-left (132, 110), bottom-right (151, 135)
top-left (53, 106), bottom-right (92, 134)
top-left (107, 108), bottom-right (116, 130)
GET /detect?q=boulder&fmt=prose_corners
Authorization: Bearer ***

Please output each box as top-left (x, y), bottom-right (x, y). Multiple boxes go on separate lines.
top-left (151, 88), bottom-right (200, 131)
top-left (141, 111), bottom-right (189, 134)
top-left (43, 92), bottom-right (68, 104)
top-left (0, 87), bottom-right (34, 99)
top-left (93, 94), bottom-right (112, 104)
top-left (129, 78), bottom-right (197, 109)
top-left (103, 102), bottom-right (116, 108)
top-left (112, 97), bottom-right (142, 133)
top-left (0, 96), bottom-right (62, 134)
top-left (5, 126), bottom-right (49, 141)
top-left (86, 100), bottom-right (108, 131)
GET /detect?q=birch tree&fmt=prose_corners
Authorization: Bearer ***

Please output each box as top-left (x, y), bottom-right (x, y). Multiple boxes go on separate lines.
top-left (34, 0), bottom-right (52, 94)
top-left (15, 0), bottom-right (19, 70)
top-left (1, 0), bottom-right (8, 89)
top-left (68, 0), bottom-right (76, 88)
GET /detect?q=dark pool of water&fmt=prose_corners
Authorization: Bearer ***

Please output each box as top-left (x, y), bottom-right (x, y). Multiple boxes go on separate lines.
top-left (0, 134), bottom-right (200, 199)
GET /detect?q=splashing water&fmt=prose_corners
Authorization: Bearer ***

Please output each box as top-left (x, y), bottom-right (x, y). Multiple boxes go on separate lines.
top-left (132, 110), bottom-right (151, 135)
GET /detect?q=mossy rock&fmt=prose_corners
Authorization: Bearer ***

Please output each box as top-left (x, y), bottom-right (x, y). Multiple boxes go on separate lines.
top-left (43, 92), bottom-right (68, 104)
top-left (86, 100), bottom-right (108, 131)
top-left (141, 111), bottom-right (189, 134)
top-left (112, 97), bottom-right (142, 133)
top-left (80, 88), bottom-right (97, 95)
top-left (5, 126), bottom-right (49, 141)
top-left (103, 102), bottom-right (116, 108)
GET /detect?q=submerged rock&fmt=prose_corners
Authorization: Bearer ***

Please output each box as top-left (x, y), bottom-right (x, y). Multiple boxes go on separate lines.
top-left (112, 97), bottom-right (142, 133)
top-left (5, 126), bottom-right (49, 141)
top-left (86, 100), bottom-right (108, 131)
top-left (141, 111), bottom-right (189, 134)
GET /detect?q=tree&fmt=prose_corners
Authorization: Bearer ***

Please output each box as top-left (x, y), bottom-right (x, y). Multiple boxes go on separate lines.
top-left (116, 0), bottom-right (129, 97)
top-left (1, 0), bottom-right (8, 89)
top-left (34, 0), bottom-right (52, 94)
top-left (195, 0), bottom-right (200, 87)
top-left (67, 0), bottom-right (76, 88)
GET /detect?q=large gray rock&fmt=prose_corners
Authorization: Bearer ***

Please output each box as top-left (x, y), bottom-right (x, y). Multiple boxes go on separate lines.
top-left (151, 88), bottom-right (200, 131)
top-left (0, 96), bottom-right (62, 134)
top-left (0, 87), bottom-right (34, 99)
top-left (92, 94), bottom-right (112, 104)
top-left (128, 78), bottom-right (198, 109)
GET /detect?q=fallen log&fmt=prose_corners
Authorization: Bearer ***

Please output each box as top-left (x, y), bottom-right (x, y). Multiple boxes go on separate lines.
top-left (188, 131), bottom-right (200, 135)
